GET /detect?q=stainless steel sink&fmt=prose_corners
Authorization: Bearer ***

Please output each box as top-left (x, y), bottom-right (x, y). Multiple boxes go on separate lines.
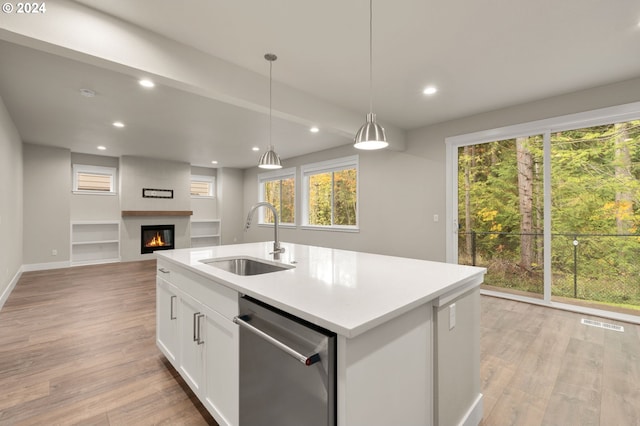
top-left (201, 257), bottom-right (294, 276)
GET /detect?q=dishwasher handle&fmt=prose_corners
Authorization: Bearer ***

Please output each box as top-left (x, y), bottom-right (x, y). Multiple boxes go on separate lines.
top-left (234, 315), bottom-right (321, 366)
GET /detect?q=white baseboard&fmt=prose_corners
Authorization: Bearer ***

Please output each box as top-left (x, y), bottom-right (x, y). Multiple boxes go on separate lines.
top-left (459, 393), bottom-right (483, 426)
top-left (22, 260), bottom-right (71, 272)
top-left (0, 266), bottom-right (23, 310)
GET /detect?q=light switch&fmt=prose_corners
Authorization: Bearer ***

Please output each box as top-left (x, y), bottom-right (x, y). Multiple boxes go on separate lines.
top-left (433, 214), bottom-right (439, 222)
top-left (449, 303), bottom-right (456, 330)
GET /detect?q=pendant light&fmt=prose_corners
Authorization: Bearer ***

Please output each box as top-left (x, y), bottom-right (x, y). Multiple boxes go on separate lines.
top-left (354, 0), bottom-right (388, 150)
top-left (258, 53), bottom-right (283, 169)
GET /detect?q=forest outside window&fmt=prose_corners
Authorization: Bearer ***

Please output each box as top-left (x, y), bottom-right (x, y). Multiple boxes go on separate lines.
top-left (73, 164), bottom-right (117, 194)
top-left (302, 155), bottom-right (358, 230)
top-left (258, 167), bottom-right (295, 225)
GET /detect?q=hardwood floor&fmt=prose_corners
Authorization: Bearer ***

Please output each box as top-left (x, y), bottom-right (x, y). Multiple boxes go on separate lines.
top-left (1, 261), bottom-right (639, 425)
top-left (0, 261), bottom-right (216, 425)
top-left (480, 295), bottom-right (640, 426)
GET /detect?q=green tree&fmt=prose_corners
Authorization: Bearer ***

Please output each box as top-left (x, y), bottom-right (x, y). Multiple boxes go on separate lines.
top-left (308, 168), bottom-right (357, 226)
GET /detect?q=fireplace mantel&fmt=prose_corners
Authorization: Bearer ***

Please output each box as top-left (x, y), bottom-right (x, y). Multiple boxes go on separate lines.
top-left (121, 210), bottom-right (193, 217)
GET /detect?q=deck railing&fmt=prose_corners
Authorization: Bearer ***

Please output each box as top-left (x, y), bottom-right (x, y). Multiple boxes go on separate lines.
top-left (458, 231), bottom-right (640, 308)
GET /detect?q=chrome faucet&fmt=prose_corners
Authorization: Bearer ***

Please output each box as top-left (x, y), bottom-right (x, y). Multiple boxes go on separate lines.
top-left (245, 202), bottom-right (285, 260)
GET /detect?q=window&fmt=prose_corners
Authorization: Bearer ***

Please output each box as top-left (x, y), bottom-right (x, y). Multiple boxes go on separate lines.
top-left (302, 155), bottom-right (358, 230)
top-left (73, 164), bottom-right (116, 194)
top-left (258, 167), bottom-right (295, 225)
top-left (191, 175), bottom-right (215, 198)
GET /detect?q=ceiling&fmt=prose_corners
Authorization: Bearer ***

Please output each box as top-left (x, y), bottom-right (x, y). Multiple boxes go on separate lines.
top-left (1, 0), bottom-right (639, 168)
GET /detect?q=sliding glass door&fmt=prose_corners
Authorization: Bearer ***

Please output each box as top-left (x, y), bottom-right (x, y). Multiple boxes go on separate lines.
top-left (448, 109), bottom-right (640, 315)
top-left (456, 135), bottom-right (545, 298)
top-left (550, 122), bottom-right (640, 310)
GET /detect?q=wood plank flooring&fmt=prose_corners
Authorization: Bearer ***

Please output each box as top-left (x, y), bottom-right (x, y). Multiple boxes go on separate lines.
top-left (1, 261), bottom-right (639, 425)
top-left (480, 295), bottom-right (640, 426)
top-left (0, 261), bottom-right (216, 425)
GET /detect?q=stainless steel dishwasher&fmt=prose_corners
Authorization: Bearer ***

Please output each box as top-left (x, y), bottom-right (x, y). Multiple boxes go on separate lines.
top-left (235, 295), bottom-right (336, 426)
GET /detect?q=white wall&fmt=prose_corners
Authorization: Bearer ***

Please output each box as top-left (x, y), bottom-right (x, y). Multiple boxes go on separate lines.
top-left (120, 156), bottom-right (191, 212)
top-left (243, 76), bottom-right (640, 262)
top-left (0, 96), bottom-right (23, 307)
top-left (218, 168), bottom-right (245, 245)
top-left (23, 144), bottom-right (71, 266)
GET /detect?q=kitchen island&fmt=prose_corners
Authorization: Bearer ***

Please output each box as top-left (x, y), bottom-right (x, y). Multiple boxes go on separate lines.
top-left (155, 242), bottom-right (486, 426)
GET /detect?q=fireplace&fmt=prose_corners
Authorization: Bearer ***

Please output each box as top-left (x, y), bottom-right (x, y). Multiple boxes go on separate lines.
top-left (141, 225), bottom-right (175, 254)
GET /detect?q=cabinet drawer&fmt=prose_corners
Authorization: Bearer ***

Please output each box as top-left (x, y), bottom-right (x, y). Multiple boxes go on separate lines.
top-left (174, 267), bottom-right (238, 321)
top-left (157, 259), bottom-right (176, 284)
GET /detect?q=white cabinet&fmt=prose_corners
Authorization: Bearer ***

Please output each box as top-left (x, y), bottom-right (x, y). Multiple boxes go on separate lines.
top-left (70, 221), bottom-right (120, 265)
top-left (178, 292), bottom-right (206, 394)
top-left (156, 259), bottom-right (239, 426)
top-left (156, 276), bottom-right (178, 363)
top-left (202, 304), bottom-right (239, 425)
top-left (336, 303), bottom-right (433, 426)
top-left (190, 219), bottom-right (221, 248)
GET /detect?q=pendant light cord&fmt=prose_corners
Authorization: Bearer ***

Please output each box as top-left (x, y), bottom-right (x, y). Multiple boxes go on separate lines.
top-left (269, 59), bottom-right (273, 148)
top-left (369, 0), bottom-right (373, 115)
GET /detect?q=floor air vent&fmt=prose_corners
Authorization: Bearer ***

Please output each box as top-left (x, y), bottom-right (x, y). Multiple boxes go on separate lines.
top-left (580, 318), bottom-right (624, 332)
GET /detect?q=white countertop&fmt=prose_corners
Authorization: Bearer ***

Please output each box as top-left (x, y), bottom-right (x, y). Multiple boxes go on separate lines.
top-left (156, 242), bottom-right (486, 338)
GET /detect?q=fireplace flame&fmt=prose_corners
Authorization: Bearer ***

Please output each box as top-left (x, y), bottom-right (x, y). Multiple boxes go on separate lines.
top-left (146, 232), bottom-right (167, 247)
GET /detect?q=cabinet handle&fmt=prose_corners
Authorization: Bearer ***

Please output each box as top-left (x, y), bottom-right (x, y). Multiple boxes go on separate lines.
top-left (196, 314), bottom-right (205, 345)
top-left (158, 268), bottom-right (170, 274)
top-left (193, 312), bottom-right (200, 342)
top-left (234, 315), bottom-right (321, 366)
top-left (170, 295), bottom-right (176, 320)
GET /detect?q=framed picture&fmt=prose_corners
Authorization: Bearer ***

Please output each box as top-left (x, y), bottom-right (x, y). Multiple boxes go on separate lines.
top-left (142, 188), bottom-right (173, 199)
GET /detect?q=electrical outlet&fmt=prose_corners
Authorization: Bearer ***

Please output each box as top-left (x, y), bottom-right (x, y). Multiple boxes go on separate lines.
top-left (449, 303), bottom-right (456, 330)
top-left (433, 214), bottom-right (439, 222)
top-left (52, 249), bottom-right (58, 256)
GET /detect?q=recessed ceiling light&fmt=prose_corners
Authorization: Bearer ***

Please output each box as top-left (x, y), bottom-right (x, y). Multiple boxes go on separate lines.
top-left (139, 79), bottom-right (155, 88)
top-left (79, 88), bottom-right (95, 97)
top-left (310, 126), bottom-right (319, 133)
top-left (97, 145), bottom-right (106, 150)
top-left (211, 160), bottom-right (218, 165)
top-left (423, 86), bottom-right (438, 95)
top-left (252, 147), bottom-right (260, 151)
top-left (113, 121), bottom-right (125, 128)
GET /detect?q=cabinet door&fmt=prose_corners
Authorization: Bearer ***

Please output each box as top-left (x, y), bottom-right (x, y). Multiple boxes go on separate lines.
top-left (202, 305), bottom-right (239, 426)
top-left (178, 294), bottom-right (205, 395)
top-left (156, 277), bottom-right (178, 363)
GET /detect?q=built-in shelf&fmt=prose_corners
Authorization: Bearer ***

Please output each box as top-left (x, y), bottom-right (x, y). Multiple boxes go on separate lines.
top-left (121, 210), bottom-right (193, 217)
top-left (191, 219), bottom-right (221, 248)
top-left (72, 239), bottom-right (119, 246)
top-left (71, 221), bottom-right (120, 266)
